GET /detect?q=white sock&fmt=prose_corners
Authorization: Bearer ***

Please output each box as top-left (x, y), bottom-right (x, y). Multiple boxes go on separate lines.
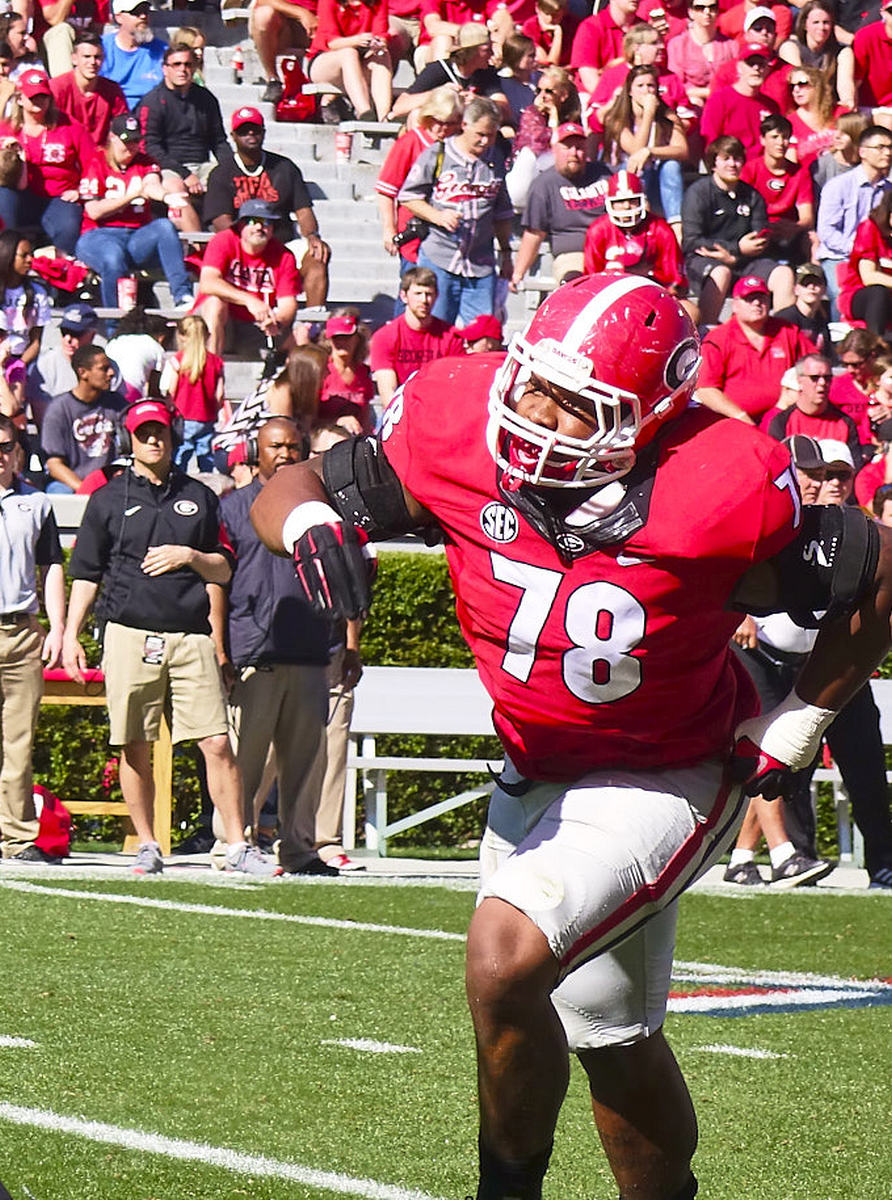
top-left (227, 840), bottom-right (247, 858)
top-left (729, 848), bottom-right (755, 867)
top-left (769, 841), bottom-right (795, 869)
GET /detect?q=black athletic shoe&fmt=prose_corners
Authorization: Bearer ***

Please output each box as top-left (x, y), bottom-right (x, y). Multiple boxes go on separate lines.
top-left (723, 861), bottom-right (764, 886)
top-left (869, 865), bottom-right (892, 889)
top-left (172, 826), bottom-right (215, 855)
top-left (260, 78), bottom-right (284, 103)
top-left (11, 844), bottom-right (63, 864)
top-left (770, 852), bottom-right (833, 888)
top-left (288, 856), bottom-right (339, 876)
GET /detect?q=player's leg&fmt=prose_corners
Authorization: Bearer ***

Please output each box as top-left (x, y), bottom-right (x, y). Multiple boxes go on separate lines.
top-left (581, 1031), bottom-right (698, 1200)
top-left (466, 898), bottom-right (566, 1197)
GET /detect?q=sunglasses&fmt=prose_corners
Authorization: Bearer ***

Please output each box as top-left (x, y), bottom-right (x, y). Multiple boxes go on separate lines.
top-left (842, 357), bottom-right (866, 368)
top-left (0, 440), bottom-right (15, 454)
top-left (691, 3), bottom-right (718, 10)
top-left (803, 373), bottom-right (832, 382)
top-left (790, 79), bottom-right (812, 87)
top-left (536, 85), bottom-right (555, 95)
top-left (245, 217), bottom-right (273, 228)
top-left (824, 468), bottom-right (853, 481)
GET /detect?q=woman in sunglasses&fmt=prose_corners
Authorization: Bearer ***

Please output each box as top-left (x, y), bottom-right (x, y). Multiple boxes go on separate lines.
top-left (506, 65), bottom-right (579, 209)
top-left (778, 0), bottom-right (855, 109)
top-left (785, 65), bottom-right (847, 171)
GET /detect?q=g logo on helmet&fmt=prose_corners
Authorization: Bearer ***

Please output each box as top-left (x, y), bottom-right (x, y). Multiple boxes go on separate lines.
top-left (664, 338), bottom-right (699, 392)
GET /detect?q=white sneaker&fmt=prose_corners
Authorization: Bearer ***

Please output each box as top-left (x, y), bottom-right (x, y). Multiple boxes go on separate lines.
top-left (225, 842), bottom-right (283, 877)
top-left (132, 841), bottom-right (164, 875)
top-left (173, 292), bottom-right (196, 313)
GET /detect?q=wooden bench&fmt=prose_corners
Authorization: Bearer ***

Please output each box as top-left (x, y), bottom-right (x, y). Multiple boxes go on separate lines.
top-left (344, 666), bottom-right (498, 856)
top-left (41, 669), bottom-right (173, 855)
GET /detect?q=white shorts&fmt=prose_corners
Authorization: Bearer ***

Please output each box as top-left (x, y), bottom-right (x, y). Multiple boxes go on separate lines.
top-left (478, 758), bottom-right (745, 1049)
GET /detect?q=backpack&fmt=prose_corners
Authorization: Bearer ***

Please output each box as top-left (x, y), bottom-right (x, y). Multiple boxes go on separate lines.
top-left (275, 56), bottom-right (317, 123)
top-left (34, 784), bottom-right (72, 859)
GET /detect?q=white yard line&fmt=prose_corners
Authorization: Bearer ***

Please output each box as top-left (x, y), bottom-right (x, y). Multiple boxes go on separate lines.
top-left (0, 1101), bottom-right (445, 1200)
top-left (693, 1044), bottom-right (788, 1060)
top-left (0, 881), bottom-right (464, 942)
top-left (0, 1037), bottom-right (35, 1049)
top-left (321, 1039), bottom-right (423, 1054)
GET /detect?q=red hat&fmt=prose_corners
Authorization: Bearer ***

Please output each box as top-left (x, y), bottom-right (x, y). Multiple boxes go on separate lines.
top-left (325, 314), bottom-right (358, 337)
top-left (19, 70), bottom-right (51, 98)
top-left (460, 313), bottom-right (503, 342)
top-left (124, 400), bottom-right (173, 433)
top-left (732, 275), bottom-right (771, 299)
top-left (738, 42), bottom-right (772, 61)
top-left (553, 122), bottom-right (587, 144)
top-left (231, 105), bottom-right (264, 131)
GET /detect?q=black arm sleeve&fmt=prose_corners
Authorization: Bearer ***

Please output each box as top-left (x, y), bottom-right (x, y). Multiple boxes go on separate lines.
top-left (322, 435), bottom-right (429, 540)
top-left (730, 504), bottom-right (880, 629)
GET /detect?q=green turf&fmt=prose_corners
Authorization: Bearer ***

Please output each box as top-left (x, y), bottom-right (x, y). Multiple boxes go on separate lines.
top-left (0, 878), bottom-right (888, 1199)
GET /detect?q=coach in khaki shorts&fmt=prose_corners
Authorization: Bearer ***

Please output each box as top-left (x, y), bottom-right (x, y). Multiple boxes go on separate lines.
top-left (62, 399), bottom-right (278, 877)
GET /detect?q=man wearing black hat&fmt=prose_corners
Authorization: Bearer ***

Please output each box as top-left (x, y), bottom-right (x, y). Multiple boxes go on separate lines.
top-left (197, 198), bottom-right (301, 354)
top-left (773, 263), bottom-right (832, 357)
top-left (204, 105), bottom-right (330, 309)
top-left (76, 113), bottom-right (194, 316)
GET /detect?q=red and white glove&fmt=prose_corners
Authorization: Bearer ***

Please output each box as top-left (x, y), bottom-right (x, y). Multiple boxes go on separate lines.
top-left (732, 689), bottom-right (836, 799)
top-left (283, 502), bottom-right (377, 621)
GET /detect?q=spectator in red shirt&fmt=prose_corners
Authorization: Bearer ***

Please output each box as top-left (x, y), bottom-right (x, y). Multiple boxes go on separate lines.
top-left (36, 0), bottom-right (109, 78)
top-left (521, 0), bottom-right (578, 68)
top-left (707, 9), bottom-right (791, 109)
top-left (418, 0), bottom-right (489, 66)
top-left (700, 44), bottom-right (780, 159)
top-left (785, 65), bottom-right (845, 172)
top-left (666, 0), bottom-right (738, 109)
top-left (318, 309), bottom-right (375, 434)
top-left (307, 0), bottom-right (394, 122)
top-left (50, 31), bottom-right (128, 149)
top-left (0, 69), bottom-right (92, 253)
top-left (160, 313), bottom-right (225, 473)
top-left (76, 113), bottom-right (193, 319)
top-left (853, 2), bottom-right (892, 109)
top-left (571, 0), bottom-right (639, 96)
top-left (837, 190), bottom-right (892, 336)
top-left (198, 198), bottom-right (301, 356)
top-left (717, 0), bottom-right (791, 47)
top-left (370, 264), bottom-right (464, 402)
top-left (763, 353), bottom-right (863, 467)
top-left (697, 273), bottom-right (817, 421)
top-left (740, 113), bottom-right (814, 264)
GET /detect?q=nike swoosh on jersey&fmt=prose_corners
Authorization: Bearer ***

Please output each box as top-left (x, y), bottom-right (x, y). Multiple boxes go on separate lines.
top-left (616, 552), bottom-right (657, 566)
top-left (124, 506), bottom-right (142, 516)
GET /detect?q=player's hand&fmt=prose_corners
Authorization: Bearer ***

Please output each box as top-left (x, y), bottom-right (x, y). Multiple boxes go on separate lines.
top-left (62, 635), bottom-right (88, 685)
top-left (294, 521), bottom-right (376, 621)
top-left (732, 615), bottom-right (758, 650)
top-left (183, 172), bottom-right (205, 195)
top-left (738, 231), bottom-right (768, 256)
top-left (730, 735), bottom-right (794, 798)
top-left (437, 210), bottom-right (461, 233)
top-left (42, 626), bottom-right (63, 670)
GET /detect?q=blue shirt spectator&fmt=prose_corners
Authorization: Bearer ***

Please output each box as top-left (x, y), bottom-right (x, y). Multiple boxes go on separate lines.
top-left (816, 126), bottom-right (892, 261)
top-left (100, 0), bottom-right (167, 109)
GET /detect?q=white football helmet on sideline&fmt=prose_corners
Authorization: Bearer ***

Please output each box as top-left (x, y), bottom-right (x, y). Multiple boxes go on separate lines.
top-left (487, 273), bottom-right (700, 489)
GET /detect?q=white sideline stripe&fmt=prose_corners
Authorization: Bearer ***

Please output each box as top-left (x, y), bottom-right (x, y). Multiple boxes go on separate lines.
top-left (694, 1044), bottom-right (788, 1060)
top-left (673, 959), bottom-right (891, 990)
top-left (0, 881), bottom-right (464, 941)
top-left (0, 1101), bottom-right (445, 1200)
top-left (670, 987), bottom-right (880, 1013)
top-left (322, 1039), bottom-right (422, 1054)
top-left (0, 1037), bottom-right (35, 1049)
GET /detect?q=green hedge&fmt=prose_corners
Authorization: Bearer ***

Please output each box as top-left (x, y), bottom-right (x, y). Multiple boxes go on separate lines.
top-left (38, 548), bottom-right (887, 856)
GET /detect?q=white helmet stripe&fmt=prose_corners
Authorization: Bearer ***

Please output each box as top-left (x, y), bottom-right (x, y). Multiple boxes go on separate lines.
top-left (562, 275), bottom-right (656, 354)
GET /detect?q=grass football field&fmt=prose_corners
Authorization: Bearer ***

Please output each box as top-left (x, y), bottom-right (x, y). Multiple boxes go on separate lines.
top-left (0, 871), bottom-right (889, 1200)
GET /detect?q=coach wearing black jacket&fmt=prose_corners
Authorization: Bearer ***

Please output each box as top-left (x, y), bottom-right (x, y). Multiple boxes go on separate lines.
top-left (136, 42), bottom-right (228, 231)
top-left (62, 399), bottom-right (277, 877)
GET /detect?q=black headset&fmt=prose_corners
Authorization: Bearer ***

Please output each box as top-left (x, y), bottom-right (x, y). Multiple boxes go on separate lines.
top-left (117, 400), bottom-right (184, 457)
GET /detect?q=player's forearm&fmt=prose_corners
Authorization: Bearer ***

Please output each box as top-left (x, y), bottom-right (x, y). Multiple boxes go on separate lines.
top-left (64, 578), bottom-right (99, 639)
top-left (252, 457), bottom-right (329, 555)
top-left (42, 562), bottom-right (66, 631)
top-left (189, 550), bottom-right (232, 584)
top-left (512, 230), bottom-right (544, 283)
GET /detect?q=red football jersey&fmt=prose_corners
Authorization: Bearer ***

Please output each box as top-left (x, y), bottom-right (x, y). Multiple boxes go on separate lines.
top-left (79, 152), bottom-right (161, 231)
top-left (583, 214), bottom-right (686, 288)
top-left (380, 355), bottom-right (800, 781)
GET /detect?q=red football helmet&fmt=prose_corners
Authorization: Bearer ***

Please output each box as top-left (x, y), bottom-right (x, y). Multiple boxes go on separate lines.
top-left (605, 169), bottom-right (647, 229)
top-left (487, 273), bottom-right (700, 489)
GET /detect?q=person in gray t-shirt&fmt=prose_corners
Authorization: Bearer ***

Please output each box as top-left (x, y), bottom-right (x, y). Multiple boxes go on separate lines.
top-left (398, 96), bottom-right (514, 326)
top-left (41, 344), bottom-right (125, 493)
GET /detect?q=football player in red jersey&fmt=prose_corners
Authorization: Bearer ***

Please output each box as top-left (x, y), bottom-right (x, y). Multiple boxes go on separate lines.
top-left (252, 273), bottom-right (891, 1200)
top-left (583, 170), bottom-right (692, 316)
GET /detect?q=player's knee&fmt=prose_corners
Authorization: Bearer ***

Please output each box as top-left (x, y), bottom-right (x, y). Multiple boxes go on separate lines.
top-left (198, 732), bottom-right (233, 761)
top-left (466, 898), bottom-right (557, 1016)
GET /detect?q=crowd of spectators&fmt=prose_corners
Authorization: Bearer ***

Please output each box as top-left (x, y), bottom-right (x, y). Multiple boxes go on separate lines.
top-left (2, 0), bottom-right (892, 884)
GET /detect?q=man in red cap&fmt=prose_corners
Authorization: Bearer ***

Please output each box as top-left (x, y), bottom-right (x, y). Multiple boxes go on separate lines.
top-left (204, 105), bottom-right (330, 309)
top-left (700, 44), bottom-right (779, 160)
top-left (63, 398), bottom-right (280, 878)
top-left (510, 122), bottom-right (610, 292)
top-left (460, 312), bottom-right (503, 352)
top-left (198, 197), bottom-right (301, 355)
top-left (698, 274), bottom-right (817, 421)
top-left (369, 265), bottom-right (464, 404)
